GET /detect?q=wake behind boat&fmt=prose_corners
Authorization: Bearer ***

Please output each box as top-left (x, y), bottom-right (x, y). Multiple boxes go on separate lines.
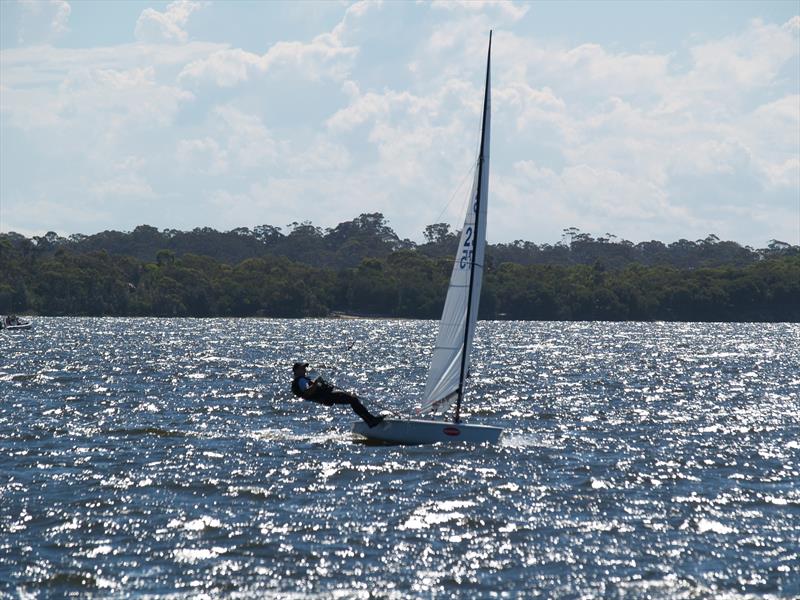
top-left (352, 32), bottom-right (502, 445)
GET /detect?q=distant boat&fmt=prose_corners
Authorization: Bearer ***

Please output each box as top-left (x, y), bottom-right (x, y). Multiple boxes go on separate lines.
top-left (352, 32), bottom-right (502, 445)
top-left (1, 315), bottom-right (32, 331)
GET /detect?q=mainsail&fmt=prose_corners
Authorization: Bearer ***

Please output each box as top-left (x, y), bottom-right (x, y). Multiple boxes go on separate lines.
top-left (421, 32), bottom-right (491, 417)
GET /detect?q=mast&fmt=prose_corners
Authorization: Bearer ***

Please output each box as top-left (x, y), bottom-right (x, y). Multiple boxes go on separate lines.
top-left (454, 30), bottom-right (491, 423)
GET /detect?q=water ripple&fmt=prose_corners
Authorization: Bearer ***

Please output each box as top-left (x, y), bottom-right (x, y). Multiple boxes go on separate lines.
top-left (1, 318), bottom-right (798, 597)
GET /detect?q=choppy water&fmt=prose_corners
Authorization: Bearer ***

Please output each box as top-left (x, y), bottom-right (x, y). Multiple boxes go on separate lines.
top-left (1, 318), bottom-right (799, 598)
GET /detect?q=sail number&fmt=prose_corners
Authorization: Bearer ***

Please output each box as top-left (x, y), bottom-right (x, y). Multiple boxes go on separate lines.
top-left (460, 227), bottom-right (473, 269)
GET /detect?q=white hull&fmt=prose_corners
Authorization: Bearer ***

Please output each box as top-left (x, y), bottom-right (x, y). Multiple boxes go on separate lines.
top-left (351, 418), bottom-right (502, 445)
top-left (2, 323), bottom-right (31, 331)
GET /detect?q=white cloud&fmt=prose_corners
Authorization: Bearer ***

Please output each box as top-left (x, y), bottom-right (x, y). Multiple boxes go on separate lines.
top-left (745, 94), bottom-right (800, 182)
top-left (203, 174), bottom-right (380, 234)
top-left (2, 64), bottom-right (195, 147)
top-left (499, 159), bottom-right (697, 243)
top-left (180, 31), bottom-right (359, 87)
top-left (261, 34), bottom-right (358, 81)
top-left (496, 82), bottom-right (569, 138)
top-left (177, 104), bottom-right (353, 180)
top-left (759, 157), bottom-right (800, 189)
top-left (213, 105), bottom-right (281, 170)
top-left (178, 48), bottom-right (262, 87)
top-left (177, 137), bottom-right (228, 175)
top-left (5, 196), bottom-right (112, 237)
top-left (686, 18), bottom-right (799, 90)
top-left (178, 3), bottom-right (369, 87)
top-left (135, 0), bottom-right (203, 44)
top-left (287, 137), bottom-right (351, 174)
top-left (563, 164), bottom-right (672, 220)
top-left (511, 159), bottom-right (676, 221)
top-left (431, 0), bottom-right (528, 23)
top-left (488, 16), bottom-right (798, 242)
top-left (325, 76), bottom-right (483, 202)
top-left (0, 41), bottom-right (227, 88)
top-left (17, 0), bottom-right (71, 44)
top-left (176, 105), bottom-right (294, 177)
top-left (61, 66), bottom-right (193, 127)
top-left (89, 174), bottom-right (156, 203)
top-left (0, 43), bottom-right (216, 133)
top-left (326, 88), bottom-right (427, 133)
top-left (1, 3), bottom-right (797, 246)
top-left (561, 44), bottom-right (671, 98)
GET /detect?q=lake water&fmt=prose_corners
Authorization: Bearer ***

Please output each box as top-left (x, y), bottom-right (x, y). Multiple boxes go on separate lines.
top-left (1, 318), bottom-right (799, 598)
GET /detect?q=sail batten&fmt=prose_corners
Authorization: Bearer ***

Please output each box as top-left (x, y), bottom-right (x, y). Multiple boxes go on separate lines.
top-left (421, 31), bottom-right (491, 417)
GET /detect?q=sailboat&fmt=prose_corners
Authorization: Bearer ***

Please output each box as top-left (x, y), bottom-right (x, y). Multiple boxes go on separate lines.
top-left (352, 32), bottom-right (502, 444)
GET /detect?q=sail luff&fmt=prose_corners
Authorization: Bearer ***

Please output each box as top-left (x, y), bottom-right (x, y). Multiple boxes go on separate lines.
top-left (454, 30), bottom-right (492, 423)
top-left (420, 32), bottom-right (491, 417)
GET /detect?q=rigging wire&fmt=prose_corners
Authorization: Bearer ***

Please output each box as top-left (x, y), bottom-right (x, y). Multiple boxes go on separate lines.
top-left (429, 101), bottom-right (486, 230)
top-left (429, 151), bottom-right (478, 231)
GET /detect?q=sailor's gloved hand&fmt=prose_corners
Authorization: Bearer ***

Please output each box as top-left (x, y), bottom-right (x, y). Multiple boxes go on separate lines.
top-left (316, 378), bottom-right (334, 393)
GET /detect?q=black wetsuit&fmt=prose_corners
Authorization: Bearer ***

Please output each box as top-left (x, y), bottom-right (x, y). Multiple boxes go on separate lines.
top-left (292, 376), bottom-right (380, 426)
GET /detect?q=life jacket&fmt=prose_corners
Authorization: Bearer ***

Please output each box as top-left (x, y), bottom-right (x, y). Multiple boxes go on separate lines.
top-left (292, 375), bottom-right (332, 399)
top-left (291, 376), bottom-right (307, 398)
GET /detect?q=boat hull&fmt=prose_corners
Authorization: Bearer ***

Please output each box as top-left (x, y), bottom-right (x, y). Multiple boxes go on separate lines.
top-left (2, 323), bottom-right (31, 330)
top-left (351, 418), bottom-right (503, 445)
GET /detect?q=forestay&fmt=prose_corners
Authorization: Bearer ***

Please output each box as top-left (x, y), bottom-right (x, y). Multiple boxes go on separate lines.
top-left (420, 38), bottom-right (491, 416)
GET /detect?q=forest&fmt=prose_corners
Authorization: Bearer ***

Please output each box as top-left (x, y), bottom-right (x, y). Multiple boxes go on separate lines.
top-left (1, 213), bottom-right (798, 322)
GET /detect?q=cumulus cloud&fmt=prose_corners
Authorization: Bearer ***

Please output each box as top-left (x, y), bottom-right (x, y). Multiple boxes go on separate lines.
top-left (513, 160), bottom-right (675, 221)
top-left (325, 75), bottom-right (485, 202)
top-left (326, 88), bottom-right (426, 133)
top-left (179, 34), bottom-right (358, 87)
top-left (759, 157), bottom-right (800, 189)
top-left (291, 11), bottom-right (799, 243)
top-left (61, 67), bottom-right (193, 127)
top-left (482, 16), bottom-right (798, 243)
top-left (17, 0), bottom-right (71, 44)
top-left (90, 173), bottom-right (156, 203)
top-left (1, 2), bottom-right (797, 246)
top-left (178, 1), bottom-right (373, 87)
top-left (177, 137), bottom-right (228, 175)
top-left (135, 0), bottom-right (203, 44)
top-left (286, 137), bottom-right (352, 174)
top-left (177, 105), bottom-right (353, 180)
top-left (213, 105), bottom-right (282, 170)
top-left (178, 48), bottom-right (262, 87)
top-left (176, 105), bottom-right (291, 178)
top-left (0, 41), bottom-right (227, 88)
top-left (0, 41), bottom-right (222, 134)
top-left (685, 17), bottom-right (799, 90)
top-left (431, 0), bottom-right (528, 23)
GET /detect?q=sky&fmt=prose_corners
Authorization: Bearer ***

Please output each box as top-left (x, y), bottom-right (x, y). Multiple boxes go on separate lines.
top-left (1, 0), bottom-right (798, 247)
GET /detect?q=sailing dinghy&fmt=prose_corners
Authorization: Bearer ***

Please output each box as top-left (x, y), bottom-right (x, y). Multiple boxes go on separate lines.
top-left (1, 315), bottom-right (32, 331)
top-left (352, 32), bottom-right (502, 445)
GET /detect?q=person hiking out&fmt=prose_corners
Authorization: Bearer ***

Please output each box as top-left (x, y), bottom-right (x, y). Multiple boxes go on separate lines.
top-left (291, 362), bottom-right (384, 427)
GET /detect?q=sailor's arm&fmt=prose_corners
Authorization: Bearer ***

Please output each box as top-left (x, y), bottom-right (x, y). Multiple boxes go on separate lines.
top-left (299, 376), bottom-right (321, 399)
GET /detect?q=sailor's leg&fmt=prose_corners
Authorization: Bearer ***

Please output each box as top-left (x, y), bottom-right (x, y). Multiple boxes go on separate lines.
top-left (327, 390), bottom-right (377, 424)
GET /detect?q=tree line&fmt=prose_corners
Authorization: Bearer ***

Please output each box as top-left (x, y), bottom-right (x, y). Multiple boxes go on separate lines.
top-left (1, 215), bottom-right (798, 321)
top-left (7, 213), bottom-right (796, 270)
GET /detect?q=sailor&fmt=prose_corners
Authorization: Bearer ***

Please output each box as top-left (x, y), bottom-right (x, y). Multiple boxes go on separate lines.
top-left (291, 362), bottom-right (384, 427)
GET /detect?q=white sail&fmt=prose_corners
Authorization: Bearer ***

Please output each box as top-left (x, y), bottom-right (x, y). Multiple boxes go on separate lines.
top-left (420, 39), bottom-right (491, 416)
